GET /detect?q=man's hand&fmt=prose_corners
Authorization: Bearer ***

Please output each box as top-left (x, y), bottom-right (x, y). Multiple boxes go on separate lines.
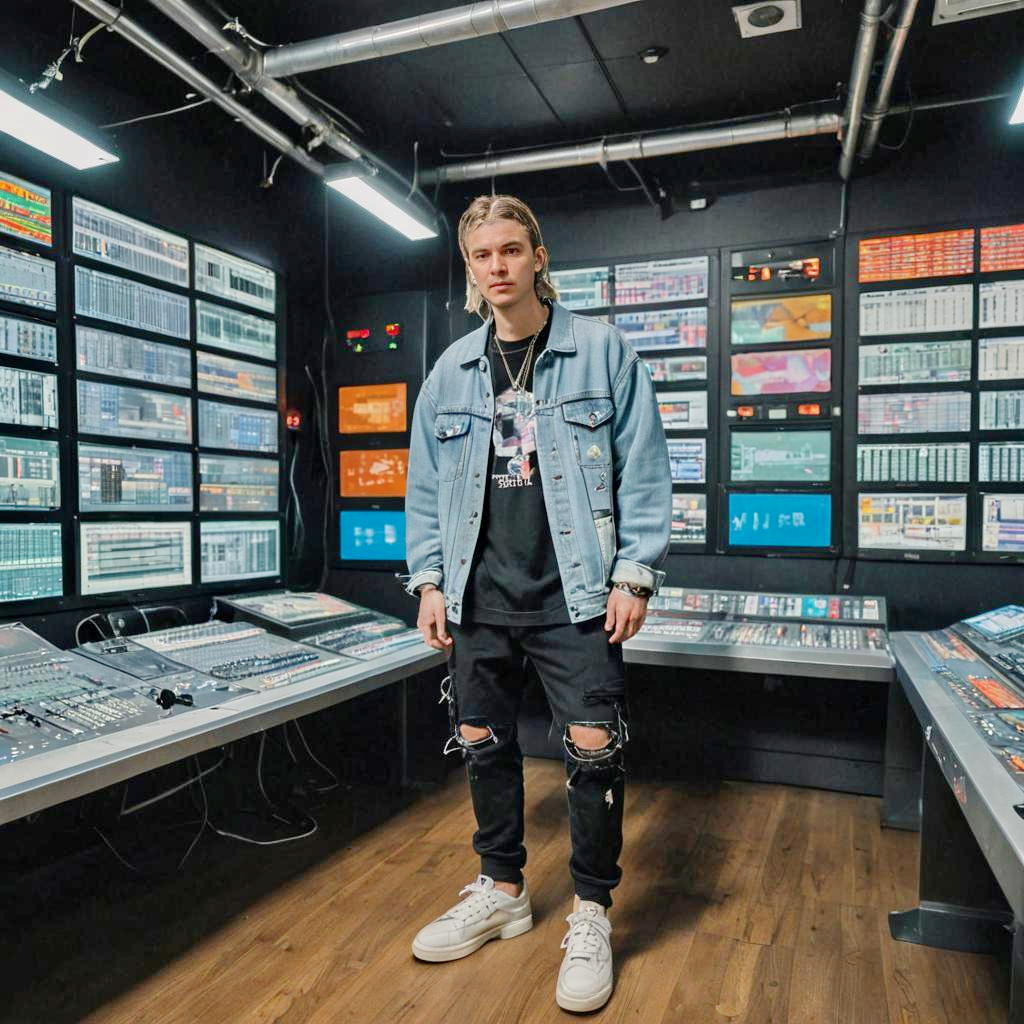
top-left (417, 587), bottom-right (452, 650)
top-left (604, 586), bottom-right (648, 644)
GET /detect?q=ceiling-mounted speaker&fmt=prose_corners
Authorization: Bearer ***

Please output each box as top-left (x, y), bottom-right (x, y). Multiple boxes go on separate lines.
top-left (732, 0), bottom-right (802, 37)
top-left (932, 0), bottom-right (1024, 24)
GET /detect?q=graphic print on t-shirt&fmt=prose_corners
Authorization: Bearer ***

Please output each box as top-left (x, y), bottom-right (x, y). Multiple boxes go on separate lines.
top-left (492, 386), bottom-right (537, 485)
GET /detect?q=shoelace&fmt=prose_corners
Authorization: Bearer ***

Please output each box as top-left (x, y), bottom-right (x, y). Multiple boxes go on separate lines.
top-left (442, 875), bottom-right (503, 922)
top-left (560, 910), bottom-right (610, 961)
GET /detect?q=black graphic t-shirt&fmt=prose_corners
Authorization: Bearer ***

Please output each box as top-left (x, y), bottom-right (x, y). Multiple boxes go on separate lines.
top-left (463, 310), bottom-right (570, 626)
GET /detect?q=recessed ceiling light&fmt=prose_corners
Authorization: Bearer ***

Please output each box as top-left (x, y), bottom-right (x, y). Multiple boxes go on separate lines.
top-left (638, 46), bottom-right (668, 65)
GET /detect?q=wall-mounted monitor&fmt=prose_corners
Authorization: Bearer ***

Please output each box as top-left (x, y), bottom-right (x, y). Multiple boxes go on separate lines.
top-left (76, 325), bottom-right (191, 389)
top-left (0, 172), bottom-right (51, 246)
top-left (858, 391), bottom-right (971, 435)
top-left (339, 509), bottom-right (406, 561)
top-left (730, 348), bottom-right (831, 396)
top-left (731, 429), bottom-right (831, 483)
top-left (340, 448), bottom-right (409, 497)
top-left (199, 454), bottom-right (279, 512)
top-left (0, 365), bottom-right (58, 429)
top-left (857, 441), bottom-right (970, 484)
top-left (980, 223), bottom-right (1024, 274)
top-left (858, 339), bottom-right (972, 386)
top-left (671, 493), bottom-right (706, 544)
top-left (857, 493), bottom-right (967, 552)
top-left (0, 436), bottom-right (60, 509)
top-left (338, 382), bottom-right (408, 434)
top-left (0, 245), bottom-right (55, 311)
top-left (195, 299), bottom-right (276, 361)
top-left (194, 242), bottom-right (276, 313)
top-left (859, 284), bottom-right (972, 336)
top-left (0, 522), bottom-right (62, 601)
top-left (979, 442), bottom-right (1024, 483)
top-left (979, 280), bottom-right (1024, 329)
top-left (982, 494), bottom-right (1024, 553)
top-left (642, 354), bottom-right (707, 383)
top-left (78, 380), bottom-right (192, 444)
top-left (658, 390), bottom-right (707, 431)
top-left (80, 520), bottom-right (192, 595)
top-left (197, 350), bottom-right (277, 404)
top-left (75, 265), bottom-right (190, 339)
top-left (667, 438), bottom-right (706, 484)
top-left (0, 314), bottom-right (57, 363)
top-left (549, 266), bottom-right (610, 310)
top-left (980, 390), bottom-right (1024, 432)
top-left (614, 307), bottom-right (707, 350)
top-left (78, 443), bottom-right (192, 511)
top-left (858, 229), bottom-right (974, 283)
top-left (978, 336), bottom-right (1024, 381)
top-left (200, 519), bottom-right (280, 582)
top-left (726, 491), bottom-right (832, 549)
top-left (730, 294), bottom-right (832, 346)
top-left (198, 399), bottom-right (278, 453)
top-left (614, 256), bottom-right (709, 305)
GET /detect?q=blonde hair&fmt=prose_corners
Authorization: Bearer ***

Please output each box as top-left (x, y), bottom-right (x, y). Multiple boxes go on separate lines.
top-left (457, 194), bottom-right (559, 319)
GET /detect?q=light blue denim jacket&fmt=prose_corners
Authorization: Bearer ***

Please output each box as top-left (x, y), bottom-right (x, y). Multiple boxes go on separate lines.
top-left (405, 302), bottom-right (672, 625)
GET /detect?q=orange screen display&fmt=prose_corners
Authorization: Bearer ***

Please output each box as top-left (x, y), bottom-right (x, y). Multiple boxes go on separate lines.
top-left (338, 382), bottom-right (407, 434)
top-left (340, 449), bottom-right (409, 497)
top-left (981, 223), bottom-right (1024, 273)
top-left (858, 229), bottom-right (974, 283)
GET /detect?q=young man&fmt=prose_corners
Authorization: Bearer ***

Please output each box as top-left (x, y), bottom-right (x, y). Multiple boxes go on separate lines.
top-left (404, 194), bottom-right (671, 1013)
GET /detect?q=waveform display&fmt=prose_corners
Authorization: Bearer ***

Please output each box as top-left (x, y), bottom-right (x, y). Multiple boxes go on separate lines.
top-left (859, 339), bottom-right (972, 385)
top-left (338, 382), bottom-right (407, 434)
top-left (549, 266), bottom-right (610, 310)
top-left (339, 449), bottom-right (408, 498)
top-left (0, 172), bottom-right (51, 246)
top-left (858, 391), bottom-right (971, 435)
top-left (0, 523), bottom-right (62, 601)
top-left (642, 354), bottom-right (707, 383)
top-left (76, 325), bottom-right (191, 389)
top-left (194, 243), bottom-right (276, 313)
top-left (979, 442), bottom-right (1024, 483)
top-left (980, 390), bottom-right (1024, 431)
top-left (0, 245), bottom-right (56, 311)
top-left (981, 223), bottom-right (1024, 274)
top-left (858, 493), bottom-right (967, 551)
top-left (199, 454), bottom-right (278, 512)
top-left (859, 284), bottom-right (972, 336)
top-left (80, 520), bottom-right (192, 595)
top-left (614, 256), bottom-right (708, 305)
top-left (196, 299), bottom-right (276, 361)
top-left (982, 494), bottom-right (1024, 553)
top-left (78, 443), bottom-right (192, 511)
top-left (731, 429), bottom-right (831, 482)
top-left (196, 350), bottom-right (277, 404)
top-left (731, 294), bottom-right (832, 346)
top-left (658, 390), bottom-right (707, 431)
top-left (201, 519), bottom-right (280, 581)
top-left (858, 229), bottom-right (974, 282)
top-left (671, 493), bottom-right (706, 544)
top-left (198, 399), bottom-right (278, 452)
top-left (667, 438), bottom-right (706, 483)
top-left (340, 510), bottom-right (406, 561)
top-left (614, 307), bottom-right (707, 350)
top-left (731, 348), bottom-right (831, 396)
top-left (75, 266), bottom-right (190, 339)
top-left (979, 336), bottom-right (1024, 381)
top-left (0, 314), bottom-right (56, 362)
top-left (0, 436), bottom-right (59, 509)
top-left (72, 197), bottom-right (189, 287)
top-left (727, 492), bottom-right (832, 548)
top-left (857, 442), bottom-right (970, 483)
top-left (0, 366), bottom-right (58, 429)
top-left (979, 280), bottom-right (1024, 329)
top-left (77, 380), bottom-right (192, 444)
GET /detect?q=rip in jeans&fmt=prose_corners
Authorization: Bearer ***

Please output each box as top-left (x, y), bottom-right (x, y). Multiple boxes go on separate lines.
top-left (438, 674), bottom-right (500, 756)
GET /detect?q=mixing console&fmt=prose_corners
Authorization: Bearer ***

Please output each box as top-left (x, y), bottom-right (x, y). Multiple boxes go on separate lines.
top-left (649, 587), bottom-right (885, 624)
top-left (306, 618), bottom-right (423, 660)
top-left (641, 617), bottom-right (887, 651)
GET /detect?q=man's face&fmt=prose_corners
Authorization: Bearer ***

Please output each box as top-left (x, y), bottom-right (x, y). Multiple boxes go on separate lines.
top-left (464, 219), bottom-right (545, 312)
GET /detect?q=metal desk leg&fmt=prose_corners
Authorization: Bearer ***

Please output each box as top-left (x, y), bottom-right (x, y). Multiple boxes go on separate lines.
top-left (890, 740), bottom-right (1013, 953)
top-left (882, 678), bottom-right (922, 831)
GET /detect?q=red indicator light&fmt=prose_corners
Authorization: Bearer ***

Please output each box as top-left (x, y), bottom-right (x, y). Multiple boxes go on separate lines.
top-left (760, 267), bottom-right (772, 281)
top-left (737, 405), bottom-right (755, 418)
top-left (797, 403), bottom-right (821, 416)
top-left (285, 410), bottom-right (302, 431)
top-left (385, 322), bottom-right (401, 337)
top-left (346, 328), bottom-right (371, 340)
top-left (803, 258), bottom-right (821, 279)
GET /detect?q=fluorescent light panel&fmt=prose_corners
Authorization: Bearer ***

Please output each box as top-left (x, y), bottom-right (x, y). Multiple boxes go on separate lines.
top-left (0, 86), bottom-right (117, 170)
top-left (1012, 84), bottom-right (1024, 125)
top-left (326, 175), bottom-right (437, 241)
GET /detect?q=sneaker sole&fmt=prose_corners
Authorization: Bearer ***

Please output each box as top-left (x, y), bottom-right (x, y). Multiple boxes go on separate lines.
top-left (411, 913), bottom-right (533, 963)
top-left (555, 979), bottom-right (613, 1013)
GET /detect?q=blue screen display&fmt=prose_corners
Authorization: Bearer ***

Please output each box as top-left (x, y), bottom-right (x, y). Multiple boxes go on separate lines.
top-left (339, 510), bottom-right (406, 561)
top-left (727, 492), bottom-right (832, 548)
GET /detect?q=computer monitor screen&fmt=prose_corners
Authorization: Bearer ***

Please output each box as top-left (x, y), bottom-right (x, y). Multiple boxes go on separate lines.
top-left (0, 366), bottom-right (58, 429)
top-left (731, 429), bottom-right (831, 483)
top-left (0, 171), bottom-right (52, 246)
top-left (339, 510), bottom-right (406, 561)
top-left (614, 256), bottom-right (709, 304)
top-left (0, 314), bottom-right (57, 362)
top-left (76, 325), bottom-right (191, 389)
top-left (671, 493), bottom-right (706, 544)
top-left (658, 391), bottom-right (707, 431)
top-left (857, 493), bottom-right (967, 552)
top-left (194, 243), bottom-right (276, 313)
top-left (549, 267), bottom-right (610, 310)
top-left (0, 523), bottom-right (62, 601)
top-left (727, 492), bottom-right (832, 548)
top-left (75, 266), bottom-right (190, 339)
top-left (78, 443), bottom-right (192, 511)
top-left (963, 604), bottom-right (1024, 640)
top-left (0, 436), bottom-right (60, 509)
top-left (199, 454), bottom-right (279, 512)
top-left (858, 229), bottom-right (974, 283)
top-left (980, 224), bottom-right (1024, 274)
top-left (200, 519), bottom-right (280, 582)
top-left (859, 284), bottom-right (972, 335)
top-left (858, 391), bottom-right (971, 435)
top-left (978, 337), bottom-right (1024, 381)
top-left (79, 520), bottom-right (192, 595)
top-left (730, 348), bottom-right (831, 396)
top-left (981, 494), bottom-right (1024, 553)
top-left (338, 383), bottom-right (408, 434)
top-left (730, 294), bottom-right (832, 346)
top-left (979, 442), bottom-right (1024, 483)
top-left (980, 280), bottom-right (1024, 330)
top-left (980, 390), bottom-right (1024, 431)
top-left (339, 449), bottom-right (409, 497)
top-left (195, 299), bottom-right (276, 361)
top-left (196, 350), bottom-right (277, 404)
top-left (78, 380), bottom-right (192, 444)
top-left (72, 197), bottom-right (189, 287)
top-left (858, 442), bottom-right (970, 483)
top-left (614, 307), bottom-right (707, 350)
top-left (198, 399), bottom-right (278, 452)
top-left (859, 339), bottom-right (972, 386)
top-left (642, 355), bottom-right (706, 383)
top-left (0, 245), bottom-right (55, 311)
top-left (667, 438), bottom-right (706, 483)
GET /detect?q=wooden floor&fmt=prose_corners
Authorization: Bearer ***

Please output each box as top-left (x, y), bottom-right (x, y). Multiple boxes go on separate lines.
top-left (20, 759), bottom-right (1011, 1023)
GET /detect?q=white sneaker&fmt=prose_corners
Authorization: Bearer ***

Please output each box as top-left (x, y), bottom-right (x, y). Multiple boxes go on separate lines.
top-left (411, 875), bottom-right (533, 962)
top-left (555, 899), bottom-right (614, 1013)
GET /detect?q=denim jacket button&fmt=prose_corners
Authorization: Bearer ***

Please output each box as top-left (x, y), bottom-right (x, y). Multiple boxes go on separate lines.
top-left (587, 444), bottom-right (602, 459)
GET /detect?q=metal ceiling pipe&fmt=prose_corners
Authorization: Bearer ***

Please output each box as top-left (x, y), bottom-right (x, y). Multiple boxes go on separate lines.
top-left (858, 0), bottom-right (919, 160)
top-left (420, 111), bottom-right (841, 184)
top-left (838, 0), bottom-right (887, 180)
top-left (71, 0), bottom-right (325, 177)
top-left (262, 0), bottom-right (642, 78)
top-left (145, 0), bottom-right (367, 168)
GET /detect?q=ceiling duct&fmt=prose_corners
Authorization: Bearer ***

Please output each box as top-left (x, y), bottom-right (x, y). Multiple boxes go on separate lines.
top-left (261, 0), bottom-right (643, 78)
top-left (838, 0), bottom-right (886, 180)
top-left (859, 0), bottom-right (919, 160)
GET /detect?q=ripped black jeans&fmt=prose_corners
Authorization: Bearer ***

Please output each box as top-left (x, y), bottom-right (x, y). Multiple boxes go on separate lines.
top-left (442, 617), bottom-right (628, 908)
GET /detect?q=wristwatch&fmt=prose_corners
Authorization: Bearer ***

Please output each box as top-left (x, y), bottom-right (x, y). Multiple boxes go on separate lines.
top-left (613, 581), bottom-right (652, 599)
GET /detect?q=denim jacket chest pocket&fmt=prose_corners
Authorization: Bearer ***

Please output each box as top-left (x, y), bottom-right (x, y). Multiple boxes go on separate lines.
top-left (561, 396), bottom-right (614, 514)
top-left (434, 413), bottom-right (472, 481)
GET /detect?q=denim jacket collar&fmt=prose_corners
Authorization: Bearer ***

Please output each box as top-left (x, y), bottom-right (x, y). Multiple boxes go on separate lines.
top-left (457, 301), bottom-right (577, 366)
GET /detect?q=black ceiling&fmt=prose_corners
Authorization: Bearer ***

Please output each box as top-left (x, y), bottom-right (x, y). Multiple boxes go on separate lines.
top-left (3, 0), bottom-right (1023, 199)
